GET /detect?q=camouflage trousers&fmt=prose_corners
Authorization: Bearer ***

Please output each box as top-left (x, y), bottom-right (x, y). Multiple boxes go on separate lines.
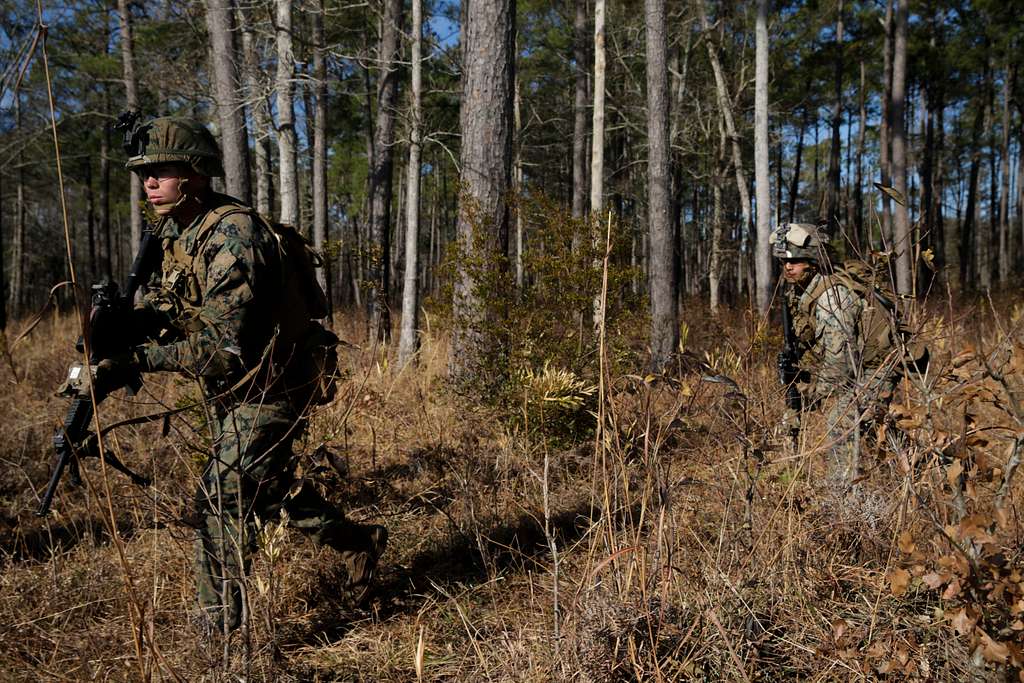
top-left (195, 400), bottom-right (379, 633)
top-left (823, 367), bottom-right (899, 487)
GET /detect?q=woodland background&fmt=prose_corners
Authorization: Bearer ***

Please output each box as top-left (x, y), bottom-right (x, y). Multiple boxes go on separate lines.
top-left (1, 0), bottom-right (1024, 680)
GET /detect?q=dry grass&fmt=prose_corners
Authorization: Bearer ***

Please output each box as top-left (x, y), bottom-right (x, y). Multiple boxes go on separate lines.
top-left (1, 297), bottom-right (1023, 681)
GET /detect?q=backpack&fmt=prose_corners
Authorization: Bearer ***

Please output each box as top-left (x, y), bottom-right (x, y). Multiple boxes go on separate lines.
top-left (187, 200), bottom-right (340, 406)
top-left (803, 259), bottom-right (928, 373)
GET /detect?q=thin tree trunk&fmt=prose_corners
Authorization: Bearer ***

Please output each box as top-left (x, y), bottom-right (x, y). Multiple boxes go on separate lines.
top-left (572, 0), bottom-right (589, 220)
top-left (312, 0), bottom-right (330, 313)
top-left (998, 64), bottom-right (1014, 282)
top-left (699, 0), bottom-right (752, 289)
top-left (789, 95), bottom-right (808, 224)
top-left (645, 0), bottom-right (677, 367)
top-left (855, 60), bottom-right (867, 251)
top-left (753, 0), bottom-right (771, 312)
top-left (879, 0), bottom-right (894, 248)
top-left (450, 0), bottom-right (515, 387)
top-left (822, 0), bottom-right (843, 233)
top-left (367, 0), bottom-right (403, 342)
top-left (85, 157), bottom-right (96, 281)
top-left (276, 0), bottom-right (299, 225)
top-left (590, 0), bottom-right (606, 330)
top-left (239, 3), bottom-right (273, 216)
top-left (710, 121), bottom-right (725, 313)
top-left (205, 0), bottom-right (251, 203)
top-left (117, 0), bottom-right (141, 250)
top-left (10, 96), bottom-right (25, 314)
top-left (514, 60), bottom-right (525, 294)
top-left (398, 0), bottom-right (424, 366)
top-left (891, 0), bottom-right (911, 294)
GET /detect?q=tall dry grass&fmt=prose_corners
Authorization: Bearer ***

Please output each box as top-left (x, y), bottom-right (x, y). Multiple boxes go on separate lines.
top-left (1, 295), bottom-right (1022, 681)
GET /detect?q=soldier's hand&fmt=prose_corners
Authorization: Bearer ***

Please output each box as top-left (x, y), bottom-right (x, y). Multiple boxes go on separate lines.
top-left (93, 350), bottom-right (143, 395)
top-left (781, 407), bottom-right (801, 435)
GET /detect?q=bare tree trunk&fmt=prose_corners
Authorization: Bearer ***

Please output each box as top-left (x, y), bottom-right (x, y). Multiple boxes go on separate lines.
top-left (823, 0), bottom-right (843, 233)
top-left (10, 96), bottom-right (25, 315)
top-left (998, 64), bottom-right (1014, 283)
top-left (699, 0), bottom-right (752, 289)
top-left (205, 0), bottom-right (251, 203)
top-left (645, 0), bottom-right (677, 367)
top-left (0, 169), bottom-right (4, 329)
top-left (879, 0), bottom-right (894, 248)
top-left (398, 0), bottom-right (424, 366)
top-left (789, 95), bottom-right (808, 224)
top-left (84, 157), bottom-right (96, 281)
top-left (590, 0), bottom-right (606, 330)
top-left (312, 0), bottom-right (330, 312)
top-left (710, 120), bottom-right (725, 313)
top-left (100, 94), bottom-right (113, 279)
top-left (450, 0), bottom-right (515, 388)
top-left (572, 0), bottom-right (589, 220)
top-left (117, 0), bottom-right (141, 250)
top-left (367, 0), bottom-right (403, 342)
top-left (513, 60), bottom-right (525, 294)
top-left (753, 0), bottom-right (771, 313)
top-left (239, 4), bottom-right (273, 216)
top-left (276, 0), bottom-right (299, 226)
top-left (855, 61), bottom-right (867, 251)
top-left (891, 0), bottom-right (911, 294)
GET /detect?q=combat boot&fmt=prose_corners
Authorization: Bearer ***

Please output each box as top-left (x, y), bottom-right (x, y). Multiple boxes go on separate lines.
top-left (345, 525), bottom-right (388, 605)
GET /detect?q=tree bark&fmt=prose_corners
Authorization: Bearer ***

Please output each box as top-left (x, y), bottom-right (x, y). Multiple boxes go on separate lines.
top-left (117, 0), bottom-right (141, 251)
top-left (239, 3), bottom-right (273, 216)
top-left (275, 0), bottom-right (299, 226)
top-left (645, 0), bottom-right (677, 368)
top-left (205, 0), bottom-right (251, 203)
top-left (699, 0), bottom-right (752, 297)
top-left (450, 0), bottom-right (515, 388)
top-left (879, 0), bottom-right (894, 248)
top-left (398, 0), bottom-right (424, 366)
top-left (753, 0), bottom-right (771, 313)
top-left (312, 0), bottom-right (330, 313)
top-left (855, 60), bottom-right (866, 251)
top-left (572, 0), bottom-right (589, 219)
top-left (822, 0), bottom-right (843, 234)
top-left (367, 0), bottom-right (403, 342)
top-left (998, 64), bottom-right (1014, 283)
top-left (709, 119), bottom-right (725, 313)
top-left (891, 0), bottom-right (911, 294)
top-left (590, 0), bottom-right (606, 216)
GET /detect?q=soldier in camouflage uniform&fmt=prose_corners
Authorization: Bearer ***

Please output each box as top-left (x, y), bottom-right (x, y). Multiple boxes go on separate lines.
top-left (772, 223), bottom-right (902, 487)
top-left (97, 117), bottom-right (386, 634)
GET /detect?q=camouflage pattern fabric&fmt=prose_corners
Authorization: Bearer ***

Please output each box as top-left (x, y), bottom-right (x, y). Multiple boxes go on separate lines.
top-left (787, 275), bottom-right (899, 485)
top-left (137, 193), bottom-right (381, 632)
top-left (195, 399), bottom-right (379, 632)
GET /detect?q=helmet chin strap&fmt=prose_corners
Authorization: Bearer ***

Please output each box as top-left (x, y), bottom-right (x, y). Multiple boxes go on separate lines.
top-left (168, 177), bottom-right (205, 220)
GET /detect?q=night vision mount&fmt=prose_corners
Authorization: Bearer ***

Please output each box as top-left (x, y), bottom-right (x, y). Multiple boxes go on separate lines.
top-left (114, 110), bottom-right (149, 158)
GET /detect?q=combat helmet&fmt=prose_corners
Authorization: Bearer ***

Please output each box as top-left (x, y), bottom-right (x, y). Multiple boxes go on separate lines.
top-left (770, 223), bottom-right (826, 261)
top-left (123, 116), bottom-right (224, 178)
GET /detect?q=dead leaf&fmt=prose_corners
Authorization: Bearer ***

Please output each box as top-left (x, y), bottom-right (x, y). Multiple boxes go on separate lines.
top-left (922, 572), bottom-right (945, 590)
top-left (874, 182), bottom-right (906, 206)
top-left (889, 568), bottom-right (911, 597)
top-left (832, 618), bottom-right (848, 641)
top-left (898, 530), bottom-right (916, 554)
top-left (942, 578), bottom-right (962, 600)
top-left (946, 459), bottom-right (964, 486)
top-left (980, 631), bottom-right (1009, 664)
top-left (950, 608), bottom-right (976, 635)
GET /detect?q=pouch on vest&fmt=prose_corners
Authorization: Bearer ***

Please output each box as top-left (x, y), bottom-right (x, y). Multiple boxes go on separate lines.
top-left (284, 321), bottom-right (341, 407)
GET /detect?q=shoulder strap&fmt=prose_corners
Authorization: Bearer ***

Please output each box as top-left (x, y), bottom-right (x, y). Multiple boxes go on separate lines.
top-left (187, 203), bottom-right (254, 257)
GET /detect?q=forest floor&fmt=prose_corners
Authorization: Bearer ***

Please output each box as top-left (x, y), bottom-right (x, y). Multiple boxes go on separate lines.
top-left (1, 296), bottom-right (1023, 682)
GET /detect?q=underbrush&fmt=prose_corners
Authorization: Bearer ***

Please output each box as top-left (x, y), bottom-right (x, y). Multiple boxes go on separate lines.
top-left (0, 296), bottom-right (1022, 681)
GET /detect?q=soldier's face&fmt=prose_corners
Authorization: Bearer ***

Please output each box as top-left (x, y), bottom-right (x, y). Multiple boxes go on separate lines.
top-left (782, 259), bottom-right (816, 286)
top-left (139, 163), bottom-right (201, 216)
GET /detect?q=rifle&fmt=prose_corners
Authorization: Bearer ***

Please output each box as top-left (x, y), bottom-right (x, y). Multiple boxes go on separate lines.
top-left (778, 285), bottom-right (803, 419)
top-left (37, 111), bottom-right (162, 517)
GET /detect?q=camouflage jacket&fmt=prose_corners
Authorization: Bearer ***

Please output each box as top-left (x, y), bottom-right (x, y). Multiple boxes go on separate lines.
top-left (138, 193), bottom-right (282, 396)
top-left (786, 274), bottom-right (869, 402)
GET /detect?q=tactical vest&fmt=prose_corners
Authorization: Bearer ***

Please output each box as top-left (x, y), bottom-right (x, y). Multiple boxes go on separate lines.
top-left (159, 196), bottom-right (339, 407)
top-left (791, 261), bottom-right (926, 370)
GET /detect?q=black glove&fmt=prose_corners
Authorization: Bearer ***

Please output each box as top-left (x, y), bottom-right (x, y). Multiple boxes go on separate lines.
top-left (93, 349), bottom-right (144, 396)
